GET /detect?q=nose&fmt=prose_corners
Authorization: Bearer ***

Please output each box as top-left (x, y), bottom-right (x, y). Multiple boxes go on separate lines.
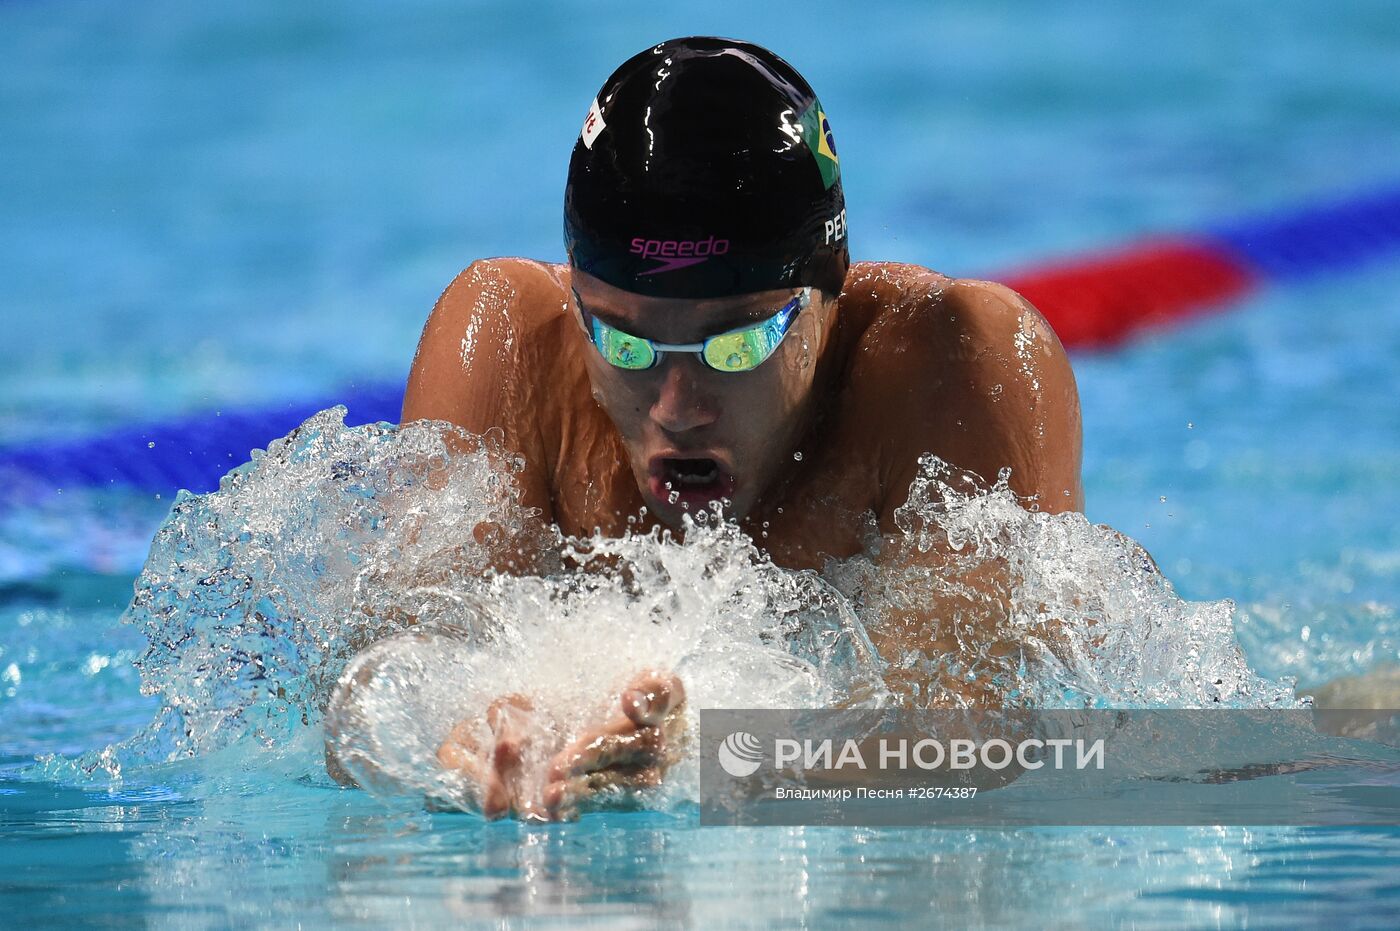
top-left (649, 355), bottom-right (720, 434)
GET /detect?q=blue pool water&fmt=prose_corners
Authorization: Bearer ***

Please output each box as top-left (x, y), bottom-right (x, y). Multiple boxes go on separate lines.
top-left (4, 0), bottom-right (1400, 926)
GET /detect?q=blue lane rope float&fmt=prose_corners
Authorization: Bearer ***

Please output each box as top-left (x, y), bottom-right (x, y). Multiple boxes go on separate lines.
top-left (1204, 185), bottom-right (1400, 280)
top-left (1, 383), bottom-right (404, 495)
top-left (5, 183), bottom-right (1400, 495)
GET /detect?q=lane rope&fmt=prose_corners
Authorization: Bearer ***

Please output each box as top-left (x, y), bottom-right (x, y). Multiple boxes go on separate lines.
top-left (6, 184), bottom-right (1400, 494)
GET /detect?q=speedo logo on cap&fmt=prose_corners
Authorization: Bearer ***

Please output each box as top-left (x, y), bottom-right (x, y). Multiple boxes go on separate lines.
top-left (630, 235), bottom-right (731, 275)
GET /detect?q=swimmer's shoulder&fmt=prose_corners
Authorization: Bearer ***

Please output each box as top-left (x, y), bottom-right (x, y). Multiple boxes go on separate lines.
top-left (404, 258), bottom-right (590, 523)
top-left (839, 261), bottom-right (1065, 369)
top-left (837, 261), bottom-right (1082, 513)
top-left (403, 257), bottom-right (582, 438)
top-left (420, 257), bottom-right (572, 350)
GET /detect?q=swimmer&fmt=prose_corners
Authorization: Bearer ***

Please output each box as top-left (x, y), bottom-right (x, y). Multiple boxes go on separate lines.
top-left (328, 37), bottom-right (1082, 818)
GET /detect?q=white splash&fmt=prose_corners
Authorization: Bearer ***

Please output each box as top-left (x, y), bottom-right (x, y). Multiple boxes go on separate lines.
top-left (63, 409), bottom-right (1298, 805)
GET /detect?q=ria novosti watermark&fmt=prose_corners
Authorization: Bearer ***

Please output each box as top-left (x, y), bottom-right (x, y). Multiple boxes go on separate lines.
top-left (719, 731), bottom-right (1104, 778)
top-left (699, 709), bottom-right (1400, 826)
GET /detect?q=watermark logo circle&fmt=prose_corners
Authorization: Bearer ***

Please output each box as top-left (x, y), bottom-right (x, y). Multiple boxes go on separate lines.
top-left (717, 731), bottom-right (764, 777)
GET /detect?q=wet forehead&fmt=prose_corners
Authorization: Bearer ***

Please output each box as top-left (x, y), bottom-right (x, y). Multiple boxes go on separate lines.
top-left (572, 286), bottom-right (794, 343)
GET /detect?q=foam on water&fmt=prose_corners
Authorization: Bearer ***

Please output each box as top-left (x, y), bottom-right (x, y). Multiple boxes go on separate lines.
top-left (54, 407), bottom-right (1300, 808)
top-left (827, 456), bottom-right (1299, 709)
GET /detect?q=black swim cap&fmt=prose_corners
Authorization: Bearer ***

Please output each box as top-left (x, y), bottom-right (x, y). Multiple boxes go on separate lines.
top-left (565, 37), bottom-right (848, 300)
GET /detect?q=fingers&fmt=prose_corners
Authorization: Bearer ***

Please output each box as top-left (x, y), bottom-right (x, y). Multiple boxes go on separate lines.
top-left (620, 670), bottom-right (687, 727)
top-left (486, 694), bottom-right (534, 773)
top-left (486, 694), bottom-right (534, 731)
top-left (539, 672), bottom-right (686, 820)
top-left (436, 719), bottom-right (481, 768)
top-left (436, 721), bottom-right (511, 817)
top-left (540, 717), bottom-right (663, 820)
top-left (547, 720), bottom-right (666, 783)
top-left (437, 677), bottom-right (686, 821)
top-left (546, 671), bottom-right (687, 783)
top-left (542, 765), bottom-right (662, 820)
top-left (436, 695), bottom-right (541, 820)
top-left (486, 694), bottom-right (546, 820)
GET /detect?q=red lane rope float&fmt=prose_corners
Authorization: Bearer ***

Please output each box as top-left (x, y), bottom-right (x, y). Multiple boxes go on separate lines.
top-left (1000, 239), bottom-right (1257, 350)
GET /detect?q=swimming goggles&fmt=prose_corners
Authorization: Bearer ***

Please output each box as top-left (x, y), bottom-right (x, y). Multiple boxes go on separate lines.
top-left (578, 288), bottom-right (810, 373)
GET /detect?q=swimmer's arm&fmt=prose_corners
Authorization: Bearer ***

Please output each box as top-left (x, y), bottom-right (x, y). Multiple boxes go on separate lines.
top-left (878, 276), bottom-right (1084, 517)
top-left (865, 275), bottom-right (1085, 704)
top-left (399, 258), bottom-right (564, 574)
top-left (861, 536), bottom-right (1023, 706)
top-left (402, 258), bottom-right (559, 527)
top-left (325, 261), bottom-right (562, 659)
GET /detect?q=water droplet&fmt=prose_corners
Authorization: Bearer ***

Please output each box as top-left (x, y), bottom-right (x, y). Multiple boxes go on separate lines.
top-left (147, 441), bottom-right (156, 449)
top-left (793, 451), bottom-right (804, 462)
top-left (725, 352), bottom-right (742, 368)
top-left (1186, 422), bottom-right (1194, 429)
top-left (667, 490), bottom-right (679, 504)
top-left (1159, 496), bottom-right (1167, 503)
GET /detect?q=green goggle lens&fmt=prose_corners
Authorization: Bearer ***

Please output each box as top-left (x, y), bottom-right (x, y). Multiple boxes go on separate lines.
top-left (702, 328), bottom-right (776, 372)
top-left (583, 288), bottom-right (808, 374)
top-left (592, 319), bottom-right (657, 369)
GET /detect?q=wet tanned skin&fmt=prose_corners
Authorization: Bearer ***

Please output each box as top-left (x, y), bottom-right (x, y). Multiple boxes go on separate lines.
top-left (388, 257), bottom-right (1083, 817)
top-left (403, 258), bottom-right (1083, 571)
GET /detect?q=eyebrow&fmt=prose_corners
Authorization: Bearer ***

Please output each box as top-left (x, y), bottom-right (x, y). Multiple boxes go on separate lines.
top-left (572, 289), bottom-right (779, 340)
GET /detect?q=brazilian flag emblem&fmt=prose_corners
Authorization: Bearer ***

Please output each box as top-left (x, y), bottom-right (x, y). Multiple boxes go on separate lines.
top-left (799, 100), bottom-right (840, 190)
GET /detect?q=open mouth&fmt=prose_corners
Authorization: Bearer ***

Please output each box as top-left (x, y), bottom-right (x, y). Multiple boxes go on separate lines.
top-left (648, 456), bottom-right (736, 510)
top-left (666, 458), bottom-right (721, 487)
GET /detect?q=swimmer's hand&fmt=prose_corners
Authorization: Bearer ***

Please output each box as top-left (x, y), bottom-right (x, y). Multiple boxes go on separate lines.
top-left (434, 671), bottom-right (686, 821)
top-left (436, 694), bottom-right (550, 820)
top-left (541, 670), bottom-right (687, 821)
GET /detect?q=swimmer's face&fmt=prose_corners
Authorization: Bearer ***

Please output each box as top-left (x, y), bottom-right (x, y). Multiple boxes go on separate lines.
top-left (570, 269), bottom-right (836, 529)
